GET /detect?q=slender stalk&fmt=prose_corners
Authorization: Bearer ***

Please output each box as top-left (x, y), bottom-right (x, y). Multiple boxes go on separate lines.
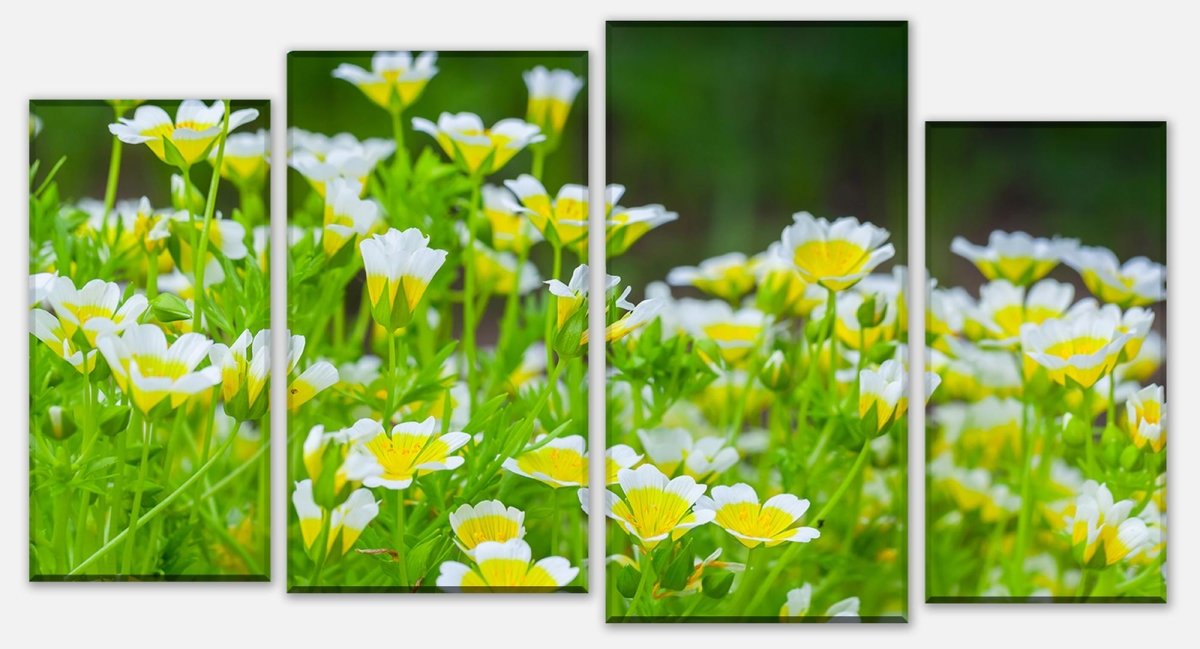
top-left (121, 417), bottom-right (154, 574)
top-left (192, 102), bottom-right (232, 333)
top-left (390, 107), bottom-right (408, 171)
top-left (100, 123), bottom-right (124, 223)
top-left (395, 490), bottom-right (410, 587)
top-left (630, 550), bottom-right (657, 617)
top-left (824, 287), bottom-right (838, 398)
top-left (145, 249), bottom-right (158, 300)
top-left (544, 242), bottom-right (563, 370)
top-left (813, 435), bottom-right (873, 525)
top-left (1076, 568), bottom-right (1100, 601)
top-left (729, 547), bottom-right (762, 615)
top-left (531, 146), bottom-right (546, 180)
top-left (462, 183), bottom-right (481, 408)
top-left (69, 424), bottom-right (240, 576)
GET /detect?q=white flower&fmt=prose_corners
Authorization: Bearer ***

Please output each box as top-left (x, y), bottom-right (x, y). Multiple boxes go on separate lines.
top-left (1064, 244), bottom-right (1164, 307)
top-left (695, 483), bottom-right (820, 549)
top-left (413, 112), bottom-right (544, 176)
top-left (523, 66), bottom-right (584, 136)
top-left (110, 100), bottom-right (259, 167)
top-left (46, 276), bottom-right (148, 345)
top-left (1021, 304), bottom-right (1132, 388)
top-left (332, 51), bottom-right (438, 110)
top-left (584, 464), bottom-right (714, 549)
top-left (778, 212), bottom-right (895, 291)
top-left (322, 178), bottom-right (379, 256)
top-left (1067, 481), bottom-right (1151, 566)
top-left (96, 324), bottom-right (219, 413)
top-left (359, 228), bottom-right (449, 331)
top-left (950, 230), bottom-right (1077, 285)
top-left (449, 500), bottom-right (526, 554)
top-left (436, 539), bottom-right (578, 590)
top-left (637, 428), bottom-right (738, 478)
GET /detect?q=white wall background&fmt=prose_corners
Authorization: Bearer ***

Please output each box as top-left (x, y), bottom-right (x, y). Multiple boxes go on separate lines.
top-left (2, 1), bottom-right (1194, 647)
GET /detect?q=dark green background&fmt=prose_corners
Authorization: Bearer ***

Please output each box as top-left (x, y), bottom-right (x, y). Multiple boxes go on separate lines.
top-left (29, 100), bottom-right (270, 216)
top-left (607, 21), bottom-right (909, 289)
top-left (287, 51), bottom-right (588, 211)
top-left (926, 122), bottom-right (1167, 283)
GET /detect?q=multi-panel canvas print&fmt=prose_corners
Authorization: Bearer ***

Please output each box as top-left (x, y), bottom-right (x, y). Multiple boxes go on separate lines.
top-left (286, 51), bottom-right (588, 592)
top-left (29, 99), bottom-right (272, 580)
top-left (601, 21), bottom-right (910, 621)
top-left (925, 121), bottom-right (1167, 603)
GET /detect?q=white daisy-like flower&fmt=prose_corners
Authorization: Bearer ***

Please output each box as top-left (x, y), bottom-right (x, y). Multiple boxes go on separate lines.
top-left (695, 483), bottom-right (820, 549)
top-left (332, 51), bottom-right (438, 111)
top-left (413, 112), bottom-right (544, 176)
top-left (109, 100), bottom-right (259, 167)
top-left (1063, 244), bottom-right (1165, 307)
top-left (950, 230), bottom-right (1077, 285)
top-left (778, 212), bottom-right (895, 291)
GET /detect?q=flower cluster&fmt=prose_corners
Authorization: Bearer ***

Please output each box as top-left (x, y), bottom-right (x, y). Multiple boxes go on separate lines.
top-left (29, 100), bottom-right (273, 578)
top-left (603, 210), bottom-right (918, 619)
top-left (287, 52), bottom-right (593, 591)
top-left (928, 230), bottom-right (1165, 600)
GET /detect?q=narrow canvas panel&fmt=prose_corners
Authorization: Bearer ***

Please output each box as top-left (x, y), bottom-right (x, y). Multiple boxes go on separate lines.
top-left (28, 99), bottom-right (272, 580)
top-left (286, 51), bottom-right (588, 592)
top-left (603, 21), bottom-right (910, 621)
top-left (925, 122), bottom-right (1167, 603)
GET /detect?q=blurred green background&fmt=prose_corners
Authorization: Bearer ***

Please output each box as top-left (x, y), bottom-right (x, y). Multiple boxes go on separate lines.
top-left (287, 51), bottom-right (587, 209)
top-left (607, 22), bottom-right (908, 288)
top-left (926, 122), bottom-right (1167, 283)
top-left (29, 100), bottom-right (270, 222)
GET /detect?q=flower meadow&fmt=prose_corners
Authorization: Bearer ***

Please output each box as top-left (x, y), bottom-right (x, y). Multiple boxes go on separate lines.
top-left (926, 231), bottom-right (1166, 601)
top-left (286, 52), bottom-right (591, 591)
top-left (28, 100), bottom-right (271, 579)
top-left (599, 211), bottom-right (919, 621)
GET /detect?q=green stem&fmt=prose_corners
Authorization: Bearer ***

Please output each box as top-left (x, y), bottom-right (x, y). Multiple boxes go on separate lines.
top-left (463, 183), bottom-right (481, 409)
top-left (395, 490), bottom-right (410, 587)
top-left (192, 102), bottom-right (232, 333)
top-left (70, 423), bottom-right (240, 576)
top-left (531, 146), bottom-right (546, 180)
top-left (544, 242), bottom-right (563, 370)
top-left (390, 107), bottom-right (408, 172)
top-left (813, 435), bottom-right (873, 525)
top-left (101, 126), bottom-right (124, 223)
top-left (121, 417), bottom-right (154, 574)
top-left (823, 287), bottom-right (838, 398)
top-left (1076, 568), bottom-right (1100, 601)
top-left (630, 551), bottom-right (657, 617)
top-left (729, 547), bottom-right (762, 615)
top-left (145, 249), bottom-right (158, 300)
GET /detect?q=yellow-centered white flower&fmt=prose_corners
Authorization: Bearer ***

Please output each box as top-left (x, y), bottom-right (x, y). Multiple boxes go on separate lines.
top-left (582, 464), bottom-right (714, 549)
top-left (323, 178), bottom-right (380, 257)
top-left (637, 428), bottom-right (739, 478)
top-left (1020, 304), bottom-right (1132, 388)
top-left (1125, 384), bottom-right (1165, 452)
top-left (523, 66), bottom-right (584, 138)
top-left (359, 227), bottom-right (448, 332)
top-left (449, 500), bottom-right (526, 554)
top-left (1064, 244), bottom-right (1165, 307)
top-left (413, 112), bottom-right (544, 176)
top-left (950, 230), bottom-right (1077, 285)
top-left (436, 539), bottom-right (578, 590)
top-left (695, 484), bottom-right (820, 549)
top-left (46, 276), bottom-right (148, 345)
top-left (96, 324), bottom-right (220, 414)
top-left (332, 51), bottom-right (438, 111)
top-left (1067, 480), bottom-right (1150, 567)
top-left (344, 416), bottom-right (469, 490)
top-left (778, 212), bottom-right (894, 291)
top-left (110, 100), bottom-right (259, 167)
